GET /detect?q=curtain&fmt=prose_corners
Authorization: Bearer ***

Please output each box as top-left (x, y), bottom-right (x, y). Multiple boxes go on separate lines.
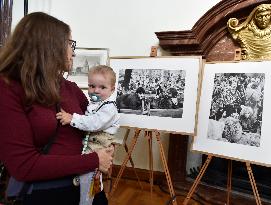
top-left (0, 0), bottom-right (13, 47)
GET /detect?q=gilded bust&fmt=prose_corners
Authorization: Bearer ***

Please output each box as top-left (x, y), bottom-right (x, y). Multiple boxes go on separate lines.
top-left (228, 4), bottom-right (271, 60)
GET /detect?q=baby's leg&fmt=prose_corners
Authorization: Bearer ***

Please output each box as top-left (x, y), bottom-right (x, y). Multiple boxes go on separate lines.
top-left (79, 172), bottom-right (95, 205)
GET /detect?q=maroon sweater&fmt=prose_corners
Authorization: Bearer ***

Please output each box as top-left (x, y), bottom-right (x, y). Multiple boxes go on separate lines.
top-left (0, 77), bottom-right (99, 182)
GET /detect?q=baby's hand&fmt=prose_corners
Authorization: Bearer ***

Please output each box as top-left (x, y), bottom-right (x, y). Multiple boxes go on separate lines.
top-left (56, 109), bottom-right (72, 125)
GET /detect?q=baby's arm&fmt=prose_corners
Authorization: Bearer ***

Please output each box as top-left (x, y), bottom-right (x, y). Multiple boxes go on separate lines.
top-left (56, 109), bottom-right (73, 125)
top-left (71, 104), bottom-right (117, 131)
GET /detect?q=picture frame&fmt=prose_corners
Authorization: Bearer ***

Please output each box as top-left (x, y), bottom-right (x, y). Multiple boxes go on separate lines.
top-left (65, 48), bottom-right (109, 88)
top-left (110, 56), bottom-right (202, 134)
top-left (192, 61), bottom-right (271, 167)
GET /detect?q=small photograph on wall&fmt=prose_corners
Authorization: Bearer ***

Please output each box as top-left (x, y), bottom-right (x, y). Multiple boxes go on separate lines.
top-left (65, 48), bottom-right (109, 88)
top-left (110, 57), bottom-right (202, 134)
top-left (192, 61), bottom-right (271, 166)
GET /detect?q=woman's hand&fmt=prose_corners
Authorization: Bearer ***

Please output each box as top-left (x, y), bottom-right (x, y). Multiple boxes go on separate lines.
top-left (95, 146), bottom-right (114, 173)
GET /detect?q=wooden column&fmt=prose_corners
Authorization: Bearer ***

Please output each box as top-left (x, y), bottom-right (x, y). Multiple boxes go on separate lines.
top-left (167, 134), bottom-right (188, 182)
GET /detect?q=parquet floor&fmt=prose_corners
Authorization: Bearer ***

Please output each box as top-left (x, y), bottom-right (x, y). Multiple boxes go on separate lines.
top-left (106, 177), bottom-right (271, 205)
top-left (106, 178), bottom-right (204, 205)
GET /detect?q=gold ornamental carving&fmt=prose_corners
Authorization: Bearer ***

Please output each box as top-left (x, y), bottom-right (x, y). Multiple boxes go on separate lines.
top-left (228, 4), bottom-right (271, 60)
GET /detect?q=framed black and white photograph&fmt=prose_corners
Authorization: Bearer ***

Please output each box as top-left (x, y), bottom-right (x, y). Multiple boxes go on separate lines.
top-left (110, 57), bottom-right (202, 134)
top-left (192, 61), bottom-right (271, 166)
top-left (66, 48), bottom-right (109, 88)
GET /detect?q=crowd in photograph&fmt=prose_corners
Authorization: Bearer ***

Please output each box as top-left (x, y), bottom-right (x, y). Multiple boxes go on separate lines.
top-left (117, 69), bottom-right (186, 111)
top-left (208, 73), bottom-right (264, 146)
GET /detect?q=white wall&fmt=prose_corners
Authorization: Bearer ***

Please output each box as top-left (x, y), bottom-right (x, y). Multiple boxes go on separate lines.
top-left (12, 0), bottom-right (220, 171)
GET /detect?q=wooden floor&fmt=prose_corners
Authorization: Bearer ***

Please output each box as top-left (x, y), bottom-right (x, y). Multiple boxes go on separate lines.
top-left (106, 178), bottom-right (205, 205)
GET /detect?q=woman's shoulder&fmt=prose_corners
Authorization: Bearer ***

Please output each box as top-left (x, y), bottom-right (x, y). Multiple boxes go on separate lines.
top-left (61, 78), bottom-right (85, 101)
top-left (62, 77), bottom-right (77, 86)
top-left (61, 78), bottom-right (81, 92)
top-left (61, 78), bottom-right (88, 111)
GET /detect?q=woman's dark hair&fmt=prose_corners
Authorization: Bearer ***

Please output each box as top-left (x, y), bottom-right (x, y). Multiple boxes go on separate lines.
top-left (0, 12), bottom-right (71, 106)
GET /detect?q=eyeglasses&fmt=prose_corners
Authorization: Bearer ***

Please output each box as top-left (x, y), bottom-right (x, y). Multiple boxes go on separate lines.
top-left (68, 39), bottom-right (76, 51)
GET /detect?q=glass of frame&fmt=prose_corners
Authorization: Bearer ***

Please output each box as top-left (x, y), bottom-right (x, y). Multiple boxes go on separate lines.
top-left (110, 56), bottom-right (202, 134)
top-left (192, 61), bottom-right (271, 166)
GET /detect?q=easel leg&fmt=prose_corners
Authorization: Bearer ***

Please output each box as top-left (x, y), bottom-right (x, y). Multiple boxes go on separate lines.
top-left (146, 131), bottom-right (154, 197)
top-left (123, 129), bottom-right (143, 190)
top-left (227, 160), bottom-right (232, 205)
top-left (154, 131), bottom-right (178, 205)
top-left (183, 155), bottom-right (213, 205)
top-left (246, 163), bottom-right (262, 205)
top-left (109, 129), bottom-right (141, 197)
top-left (105, 163), bottom-right (113, 194)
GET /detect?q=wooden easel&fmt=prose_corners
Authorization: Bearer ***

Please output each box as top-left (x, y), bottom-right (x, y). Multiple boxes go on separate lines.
top-left (120, 129), bottom-right (143, 190)
top-left (183, 155), bottom-right (262, 205)
top-left (109, 46), bottom-right (176, 204)
top-left (107, 129), bottom-right (143, 192)
top-left (109, 128), bottom-right (177, 205)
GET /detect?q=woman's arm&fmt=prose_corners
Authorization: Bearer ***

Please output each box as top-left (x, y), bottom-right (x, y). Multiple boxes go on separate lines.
top-left (0, 80), bottom-right (99, 182)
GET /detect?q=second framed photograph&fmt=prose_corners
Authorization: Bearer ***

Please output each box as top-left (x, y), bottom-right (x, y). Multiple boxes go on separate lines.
top-left (110, 56), bottom-right (202, 134)
top-left (66, 48), bottom-right (109, 88)
top-left (192, 61), bottom-right (271, 166)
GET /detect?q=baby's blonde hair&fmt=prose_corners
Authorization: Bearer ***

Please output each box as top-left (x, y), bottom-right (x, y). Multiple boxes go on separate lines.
top-left (89, 65), bottom-right (116, 86)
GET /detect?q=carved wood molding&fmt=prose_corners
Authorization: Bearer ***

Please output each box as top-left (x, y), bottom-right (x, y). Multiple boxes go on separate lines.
top-left (156, 1), bottom-right (271, 203)
top-left (155, 0), bottom-right (270, 60)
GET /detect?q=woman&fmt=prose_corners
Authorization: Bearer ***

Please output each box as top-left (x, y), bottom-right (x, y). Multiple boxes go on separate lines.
top-left (0, 12), bottom-right (112, 205)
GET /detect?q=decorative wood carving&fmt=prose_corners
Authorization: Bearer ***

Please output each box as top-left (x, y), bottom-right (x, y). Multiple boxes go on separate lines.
top-left (156, 0), bottom-right (270, 61)
top-left (228, 4), bottom-right (271, 60)
top-left (156, 0), bottom-right (271, 204)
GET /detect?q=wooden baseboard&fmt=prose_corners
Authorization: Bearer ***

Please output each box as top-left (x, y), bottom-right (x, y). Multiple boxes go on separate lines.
top-left (111, 164), bottom-right (165, 183)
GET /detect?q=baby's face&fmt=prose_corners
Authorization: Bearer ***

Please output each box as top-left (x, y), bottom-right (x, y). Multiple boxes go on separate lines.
top-left (88, 73), bottom-right (115, 101)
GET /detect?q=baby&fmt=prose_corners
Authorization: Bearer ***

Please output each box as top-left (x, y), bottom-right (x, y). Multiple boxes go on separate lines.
top-left (56, 65), bottom-right (120, 205)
